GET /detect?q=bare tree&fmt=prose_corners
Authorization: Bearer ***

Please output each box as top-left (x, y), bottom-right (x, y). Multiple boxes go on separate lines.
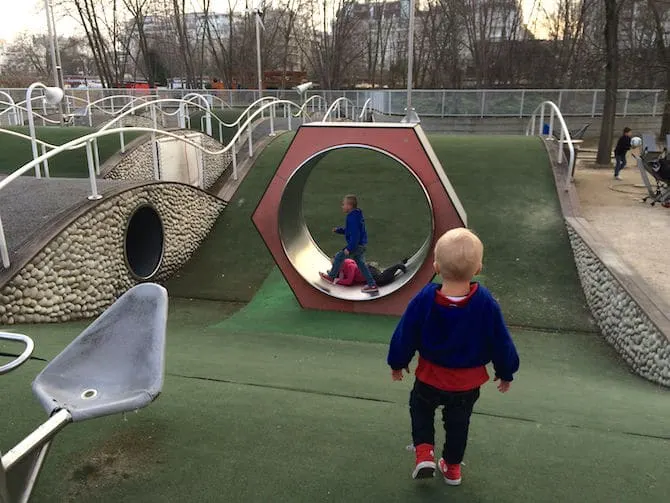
top-left (645, 1), bottom-right (670, 136)
top-left (296, 0), bottom-right (365, 89)
top-left (596, 0), bottom-right (626, 166)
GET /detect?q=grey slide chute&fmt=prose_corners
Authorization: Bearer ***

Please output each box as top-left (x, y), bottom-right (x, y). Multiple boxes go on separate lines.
top-left (31, 283), bottom-right (168, 422)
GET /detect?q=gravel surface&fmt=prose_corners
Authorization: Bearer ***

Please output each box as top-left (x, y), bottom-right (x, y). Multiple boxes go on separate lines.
top-left (573, 158), bottom-right (670, 305)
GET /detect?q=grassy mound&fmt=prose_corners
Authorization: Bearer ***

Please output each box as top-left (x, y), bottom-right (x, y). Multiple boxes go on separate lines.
top-left (168, 133), bottom-right (593, 332)
top-left (0, 126), bottom-right (141, 177)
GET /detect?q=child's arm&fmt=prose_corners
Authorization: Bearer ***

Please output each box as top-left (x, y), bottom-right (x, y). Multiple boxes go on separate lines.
top-left (333, 227), bottom-right (345, 234)
top-left (489, 302), bottom-right (520, 391)
top-left (387, 296), bottom-right (424, 375)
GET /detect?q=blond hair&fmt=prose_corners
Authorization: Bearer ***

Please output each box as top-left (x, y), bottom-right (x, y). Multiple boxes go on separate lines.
top-left (434, 228), bottom-right (483, 281)
top-left (344, 194), bottom-right (358, 208)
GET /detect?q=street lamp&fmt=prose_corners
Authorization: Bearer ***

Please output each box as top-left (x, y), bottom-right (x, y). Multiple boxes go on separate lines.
top-left (401, 0), bottom-right (420, 124)
top-left (44, 0), bottom-right (65, 119)
top-left (26, 83), bottom-right (64, 178)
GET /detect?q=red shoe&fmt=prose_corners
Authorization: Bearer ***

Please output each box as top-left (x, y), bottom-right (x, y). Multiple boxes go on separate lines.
top-left (319, 272), bottom-right (334, 283)
top-left (411, 443), bottom-right (436, 479)
top-left (361, 284), bottom-right (379, 293)
top-left (438, 458), bottom-right (461, 486)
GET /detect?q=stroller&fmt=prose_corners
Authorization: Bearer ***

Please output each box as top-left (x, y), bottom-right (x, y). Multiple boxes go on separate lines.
top-left (633, 149), bottom-right (670, 207)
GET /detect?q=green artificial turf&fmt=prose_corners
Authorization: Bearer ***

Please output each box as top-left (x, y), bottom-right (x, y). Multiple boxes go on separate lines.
top-left (189, 109), bottom-right (245, 145)
top-left (169, 133), bottom-right (593, 332)
top-left (0, 126), bottom-right (141, 177)
top-left (1, 304), bottom-right (669, 503)
top-left (3, 129), bottom-right (659, 503)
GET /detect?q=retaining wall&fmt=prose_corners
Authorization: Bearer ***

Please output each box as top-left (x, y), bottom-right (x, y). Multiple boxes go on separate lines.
top-left (0, 183), bottom-right (225, 324)
top-left (566, 218), bottom-right (670, 387)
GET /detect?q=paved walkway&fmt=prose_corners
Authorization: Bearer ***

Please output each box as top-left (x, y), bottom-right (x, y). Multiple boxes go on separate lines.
top-left (573, 149), bottom-right (670, 305)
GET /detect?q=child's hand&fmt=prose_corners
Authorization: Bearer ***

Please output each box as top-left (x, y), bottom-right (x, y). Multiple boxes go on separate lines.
top-left (343, 249), bottom-right (349, 256)
top-left (391, 367), bottom-right (410, 381)
top-left (494, 376), bottom-right (511, 393)
top-left (332, 227), bottom-right (338, 233)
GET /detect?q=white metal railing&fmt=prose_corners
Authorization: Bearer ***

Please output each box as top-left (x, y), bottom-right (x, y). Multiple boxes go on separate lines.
top-left (525, 101), bottom-right (575, 190)
top-left (1, 88), bottom-right (665, 119)
top-left (0, 95), bottom-right (336, 269)
top-left (322, 97), bottom-right (360, 122)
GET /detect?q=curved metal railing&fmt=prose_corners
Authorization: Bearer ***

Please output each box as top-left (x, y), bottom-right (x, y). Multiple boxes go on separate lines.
top-left (0, 332), bottom-right (35, 375)
top-left (322, 97), bottom-right (359, 122)
top-left (525, 101), bottom-right (575, 189)
top-left (0, 95), bottom-right (338, 269)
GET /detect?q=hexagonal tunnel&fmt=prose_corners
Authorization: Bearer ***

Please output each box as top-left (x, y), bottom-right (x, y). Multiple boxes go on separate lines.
top-left (279, 145), bottom-right (434, 301)
top-left (124, 204), bottom-right (164, 280)
top-left (252, 122), bottom-right (467, 315)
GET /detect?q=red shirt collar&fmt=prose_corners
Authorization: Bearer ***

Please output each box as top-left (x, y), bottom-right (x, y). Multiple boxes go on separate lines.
top-left (435, 283), bottom-right (479, 307)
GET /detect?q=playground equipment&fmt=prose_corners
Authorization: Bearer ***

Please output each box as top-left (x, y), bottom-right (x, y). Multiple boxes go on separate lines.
top-left (0, 283), bottom-right (168, 503)
top-left (632, 151), bottom-right (670, 206)
top-left (526, 101), bottom-right (576, 188)
top-left (252, 122), bottom-right (467, 316)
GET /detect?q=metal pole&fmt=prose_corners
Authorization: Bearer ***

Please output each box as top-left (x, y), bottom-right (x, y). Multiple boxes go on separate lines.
top-left (519, 89), bottom-right (525, 118)
top-left (43, 0), bottom-right (58, 92)
top-left (0, 214), bottom-right (10, 268)
top-left (256, 14), bottom-right (263, 104)
top-left (232, 146), bottom-right (238, 180)
top-left (401, 0), bottom-right (419, 123)
top-left (653, 91), bottom-right (659, 117)
top-left (26, 85), bottom-right (41, 178)
top-left (248, 126), bottom-right (253, 157)
top-left (591, 90), bottom-right (598, 118)
top-left (269, 103), bottom-right (275, 136)
top-left (623, 90), bottom-right (630, 117)
top-left (93, 139), bottom-right (101, 175)
top-left (85, 141), bottom-right (102, 200)
top-left (44, 0), bottom-right (64, 121)
top-left (441, 90), bottom-right (446, 118)
top-left (41, 143), bottom-right (50, 177)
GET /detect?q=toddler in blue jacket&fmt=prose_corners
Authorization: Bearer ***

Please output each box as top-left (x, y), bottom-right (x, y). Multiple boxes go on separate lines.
top-left (320, 194), bottom-right (378, 293)
top-left (387, 228), bottom-right (519, 485)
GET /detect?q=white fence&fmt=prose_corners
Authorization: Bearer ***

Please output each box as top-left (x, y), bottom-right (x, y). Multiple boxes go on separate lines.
top-left (1, 88), bottom-right (665, 119)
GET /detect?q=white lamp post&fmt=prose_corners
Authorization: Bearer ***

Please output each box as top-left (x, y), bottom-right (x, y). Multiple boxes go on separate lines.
top-left (294, 81), bottom-right (314, 123)
top-left (401, 0), bottom-right (420, 124)
top-left (26, 83), bottom-right (64, 178)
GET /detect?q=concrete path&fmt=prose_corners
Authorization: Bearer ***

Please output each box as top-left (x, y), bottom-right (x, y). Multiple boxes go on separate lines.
top-left (0, 176), bottom-right (132, 261)
top-left (573, 150), bottom-right (670, 305)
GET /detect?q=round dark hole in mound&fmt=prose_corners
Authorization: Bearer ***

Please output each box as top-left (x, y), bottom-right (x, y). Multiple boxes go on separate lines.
top-left (125, 205), bottom-right (164, 280)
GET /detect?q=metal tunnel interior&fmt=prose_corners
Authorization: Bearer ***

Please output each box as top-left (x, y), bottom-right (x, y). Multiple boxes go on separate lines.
top-left (124, 204), bottom-right (165, 280)
top-left (278, 145), bottom-right (434, 301)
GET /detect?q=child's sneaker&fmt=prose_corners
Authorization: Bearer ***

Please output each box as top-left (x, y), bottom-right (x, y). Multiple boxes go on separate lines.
top-left (361, 284), bottom-right (379, 293)
top-left (411, 443), bottom-right (436, 479)
top-left (438, 458), bottom-right (461, 486)
top-left (319, 272), bottom-right (335, 283)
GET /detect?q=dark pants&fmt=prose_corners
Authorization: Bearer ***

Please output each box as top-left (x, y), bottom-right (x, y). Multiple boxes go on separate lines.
top-left (371, 263), bottom-right (406, 287)
top-left (614, 154), bottom-right (626, 176)
top-left (410, 380), bottom-right (480, 465)
top-left (329, 246), bottom-right (376, 287)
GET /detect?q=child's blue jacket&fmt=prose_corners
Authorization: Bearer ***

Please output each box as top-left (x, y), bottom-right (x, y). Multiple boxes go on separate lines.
top-left (387, 283), bottom-right (520, 381)
top-left (335, 208), bottom-right (368, 252)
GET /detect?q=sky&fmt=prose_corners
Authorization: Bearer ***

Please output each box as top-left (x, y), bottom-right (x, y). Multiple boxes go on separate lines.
top-left (0, 0), bottom-right (553, 45)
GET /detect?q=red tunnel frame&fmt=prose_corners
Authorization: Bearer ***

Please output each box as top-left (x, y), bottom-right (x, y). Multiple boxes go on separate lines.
top-left (252, 122), bottom-right (467, 316)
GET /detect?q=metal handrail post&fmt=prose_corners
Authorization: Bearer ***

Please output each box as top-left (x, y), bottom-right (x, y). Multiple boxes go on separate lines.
top-left (85, 141), bottom-right (102, 200)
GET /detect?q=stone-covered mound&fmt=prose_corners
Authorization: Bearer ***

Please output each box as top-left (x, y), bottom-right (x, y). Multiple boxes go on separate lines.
top-left (0, 181), bottom-right (225, 324)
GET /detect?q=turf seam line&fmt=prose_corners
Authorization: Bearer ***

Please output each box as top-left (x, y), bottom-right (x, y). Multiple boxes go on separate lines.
top-left (168, 372), bottom-right (396, 404)
top-left (169, 373), bottom-right (670, 441)
top-left (0, 352), bottom-right (47, 362)
top-left (505, 324), bottom-right (598, 336)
